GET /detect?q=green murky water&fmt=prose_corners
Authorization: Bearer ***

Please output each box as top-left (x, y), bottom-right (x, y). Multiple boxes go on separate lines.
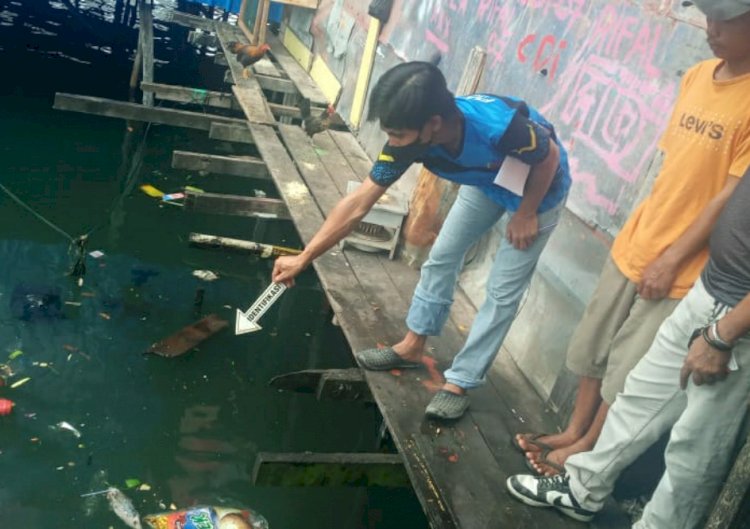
top-left (0, 2), bottom-right (426, 527)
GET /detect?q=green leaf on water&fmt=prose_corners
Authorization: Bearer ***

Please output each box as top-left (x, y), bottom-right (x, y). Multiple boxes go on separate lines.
top-left (8, 350), bottom-right (23, 360)
top-left (125, 478), bottom-right (141, 488)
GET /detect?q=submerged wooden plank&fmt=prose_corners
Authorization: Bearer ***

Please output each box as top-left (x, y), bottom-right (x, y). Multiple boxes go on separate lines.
top-left (53, 93), bottom-right (246, 130)
top-left (172, 150), bottom-right (269, 179)
top-left (269, 368), bottom-right (371, 401)
top-left (184, 191), bottom-right (289, 219)
top-left (267, 33), bottom-right (327, 107)
top-left (209, 122), bottom-right (255, 144)
top-left (146, 314), bottom-right (228, 357)
top-left (252, 452), bottom-right (409, 487)
top-left (189, 232), bottom-right (300, 256)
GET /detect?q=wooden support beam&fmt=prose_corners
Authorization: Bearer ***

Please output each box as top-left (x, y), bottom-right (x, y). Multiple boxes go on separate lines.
top-left (255, 74), bottom-right (297, 94)
top-left (139, 2), bottom-right (154, 107)
top-left (141, 82), bottom-right (237, 110)
top-left (172, 150), bottom-right (269, 179)
top-left (252, 58), bottom-right (283, 78)
top-left (184, 191), bottom-right (290, 219)
top-left (138, 81), bottom-right (299, 119)
top-left (189, 232), bottom-right (301, 256)
top-left (209, 122), bottom-right (255, 144)
top-left (705, 432), bottom-right (750, 529)
top-left (350, 17), bottom-right (380, 127)
top-left (53, 93), bottom-right (246, 131)
top-left (251, 452), bottom-right (409, 487)
top-left (269, 368), bottom-right (372, 401)
top-left (166, 11), bottom-right (216, 32)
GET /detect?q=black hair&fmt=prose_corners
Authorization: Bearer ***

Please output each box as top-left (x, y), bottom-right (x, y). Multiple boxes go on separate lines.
top-left (367, 62), bottom-right (456, 130)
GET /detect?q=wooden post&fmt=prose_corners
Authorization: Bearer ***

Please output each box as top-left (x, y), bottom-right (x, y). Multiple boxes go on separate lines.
top-left (400, 47), bottom-right (486, 268)
top-left (349, 17), bottom-right (380, 128)
top-left (704, 432), bottom-right (750, 529)
top-left (139, 1), bottom-right (154, 107)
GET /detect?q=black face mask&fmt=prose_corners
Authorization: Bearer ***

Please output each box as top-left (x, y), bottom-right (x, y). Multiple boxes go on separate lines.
top-left (379, 137), bottom-right (432, 165)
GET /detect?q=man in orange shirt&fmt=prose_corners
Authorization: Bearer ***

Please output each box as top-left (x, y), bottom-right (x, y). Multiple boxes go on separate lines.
top-left (515, 0), bottom-right (750, 475)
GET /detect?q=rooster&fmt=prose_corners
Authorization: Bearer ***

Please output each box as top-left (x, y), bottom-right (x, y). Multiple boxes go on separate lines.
top-left (227, 41), bottom-right (271, 79)
top-left (299, 97), bottom-right (348, 137)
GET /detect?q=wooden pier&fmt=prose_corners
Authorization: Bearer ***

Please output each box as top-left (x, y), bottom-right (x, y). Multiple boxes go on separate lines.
top-left (53, 8), bottom-right (637, 529)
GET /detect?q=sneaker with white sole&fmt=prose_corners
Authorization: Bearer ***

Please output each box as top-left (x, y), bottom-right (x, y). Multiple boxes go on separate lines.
top-left (506, 473), bottom-right (597, 522)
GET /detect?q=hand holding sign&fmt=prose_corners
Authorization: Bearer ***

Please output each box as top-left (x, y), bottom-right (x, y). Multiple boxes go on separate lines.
top-left (235, 282), bottom-right (287, 335)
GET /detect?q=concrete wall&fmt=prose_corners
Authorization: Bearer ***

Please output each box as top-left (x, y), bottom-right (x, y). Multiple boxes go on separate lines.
top-left (284, 0), bottom-right (713, 414)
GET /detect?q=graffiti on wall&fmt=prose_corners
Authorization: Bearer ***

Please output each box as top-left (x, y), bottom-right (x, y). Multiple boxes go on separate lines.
top-left (382, 0), bottom-right (708, 233)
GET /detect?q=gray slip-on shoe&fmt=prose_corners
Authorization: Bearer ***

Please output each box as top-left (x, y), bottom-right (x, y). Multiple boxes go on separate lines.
top-left (356, 347), bottom-right (422, 371)
top-left (425, 389), bottom-right (470, 420)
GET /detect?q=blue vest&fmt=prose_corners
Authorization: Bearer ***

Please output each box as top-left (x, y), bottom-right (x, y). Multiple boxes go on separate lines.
top-left (424, 95), bottom-right (570, 212)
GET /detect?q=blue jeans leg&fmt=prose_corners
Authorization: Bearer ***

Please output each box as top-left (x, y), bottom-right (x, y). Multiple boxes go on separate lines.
top-left (406, 186), bottom-right (505, 337)
top-left (443, 200), bottom-right (563, 389)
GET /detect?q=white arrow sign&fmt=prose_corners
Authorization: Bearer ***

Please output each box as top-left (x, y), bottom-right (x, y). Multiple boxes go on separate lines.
top-left (235, 282), bottom-right (287, 335)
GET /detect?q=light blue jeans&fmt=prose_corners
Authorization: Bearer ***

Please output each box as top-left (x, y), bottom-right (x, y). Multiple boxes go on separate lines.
top-left (406, 185), bottom-right (564, 389)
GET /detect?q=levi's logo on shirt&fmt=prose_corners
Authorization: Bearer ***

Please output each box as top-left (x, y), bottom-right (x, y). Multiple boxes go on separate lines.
top-left (678, 112), bottom-right (725, 140)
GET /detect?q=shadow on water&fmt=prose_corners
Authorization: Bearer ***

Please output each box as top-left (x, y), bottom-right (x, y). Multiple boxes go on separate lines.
top-left (0, 1), bottom-right (428, 528)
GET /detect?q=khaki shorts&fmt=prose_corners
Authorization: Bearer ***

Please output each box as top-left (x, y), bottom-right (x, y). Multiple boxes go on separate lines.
top-left (566, 257), bottom-right (681, 404)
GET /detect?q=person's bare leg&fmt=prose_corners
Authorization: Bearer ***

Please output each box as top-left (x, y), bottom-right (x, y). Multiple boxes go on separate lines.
top-left (531, 400), bottom-right (610, 476)
top-left (517, 376), bottom-right (603, 453)
top-left (391, 330), bottom-right (427, 362)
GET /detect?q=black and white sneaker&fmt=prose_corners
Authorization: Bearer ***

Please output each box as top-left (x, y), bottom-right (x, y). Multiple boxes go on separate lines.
top-left (506, 473), bottom-right (597, 522)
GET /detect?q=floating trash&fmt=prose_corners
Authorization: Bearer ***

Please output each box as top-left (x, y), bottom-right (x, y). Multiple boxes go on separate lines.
top-left (53, 420), bottom-right (82, 438)
top-left (144, 505), bottom-right (268, 529)
top-left (192, 270), bottom-right (219, 282)
top-left (0, 398), bottom-right (14, 416)
top-left (107, 487), bottom-right (142, 529)
top-left (10, 377), bottom-right (31, 389)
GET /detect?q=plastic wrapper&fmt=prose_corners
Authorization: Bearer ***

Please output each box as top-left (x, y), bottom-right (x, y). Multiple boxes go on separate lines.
top-left (144, 505), bottom-right (268, 529)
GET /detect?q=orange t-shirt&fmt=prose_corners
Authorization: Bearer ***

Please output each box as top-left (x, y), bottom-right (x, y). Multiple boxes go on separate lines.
top-left (611, 59), bottom-right (750, 298)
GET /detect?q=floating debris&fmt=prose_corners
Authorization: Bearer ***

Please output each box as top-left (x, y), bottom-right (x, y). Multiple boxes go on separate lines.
top-left (192, 270), bottom-right (219, 282)
top-left (0, 398), bottom-right (14, 416)
top-left (8, 350), bottom-right (23, 360)
top-left (106, 487), bottom-right (142, 529)
top-left (53, 421), bottom-right (82, 438)
top-left (10, 377), bottom-right (31, 389)
top-left (89, 250), bottom-right (105, 259)
top-left (140, 184), bottom-right (164, 198)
